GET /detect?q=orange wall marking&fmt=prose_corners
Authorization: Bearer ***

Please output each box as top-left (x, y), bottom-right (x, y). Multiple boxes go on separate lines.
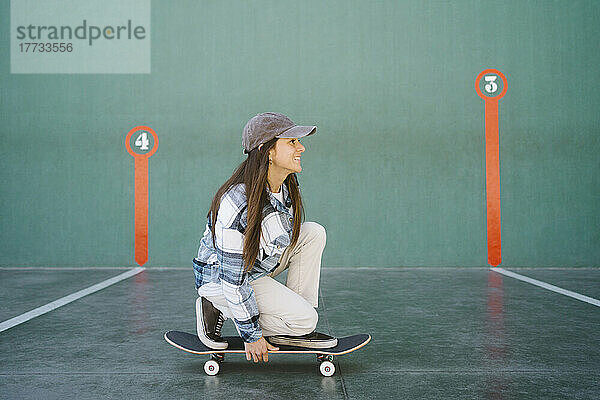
top-left (125, 126), bottom-right (158, 266)
top-left (475, 70), bottom-right (507, 267)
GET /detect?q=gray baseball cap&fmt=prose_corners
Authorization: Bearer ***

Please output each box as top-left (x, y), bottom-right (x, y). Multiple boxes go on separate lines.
top-left (242, 112), bottom-right (317, 153)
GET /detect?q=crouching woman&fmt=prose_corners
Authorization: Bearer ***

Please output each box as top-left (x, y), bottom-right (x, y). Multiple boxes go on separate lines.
top-left (193, 112), bottom-right (336, 363)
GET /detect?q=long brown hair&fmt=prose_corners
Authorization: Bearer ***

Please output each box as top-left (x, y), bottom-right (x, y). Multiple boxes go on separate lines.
top-left (208, 137), bottom-right (305, 271)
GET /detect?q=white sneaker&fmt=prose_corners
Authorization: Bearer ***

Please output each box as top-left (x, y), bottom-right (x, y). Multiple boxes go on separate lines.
top-left (267, 331), bottom-right (338, 349)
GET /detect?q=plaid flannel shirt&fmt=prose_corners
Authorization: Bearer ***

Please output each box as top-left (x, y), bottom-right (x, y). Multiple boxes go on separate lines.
top-left (193, 182), bottom-right (294, 343)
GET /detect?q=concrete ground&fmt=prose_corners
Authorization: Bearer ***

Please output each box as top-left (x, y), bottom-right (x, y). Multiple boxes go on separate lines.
top-left (1, 267), bottom-right (599, 399)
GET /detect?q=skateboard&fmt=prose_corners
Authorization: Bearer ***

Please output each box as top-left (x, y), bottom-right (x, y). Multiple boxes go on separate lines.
top-left (164, 330), bottom-right (371, 376)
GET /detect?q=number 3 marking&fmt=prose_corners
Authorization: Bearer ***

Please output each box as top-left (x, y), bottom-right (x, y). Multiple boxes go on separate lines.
top-left (484, 75), bottom-right (498, 94)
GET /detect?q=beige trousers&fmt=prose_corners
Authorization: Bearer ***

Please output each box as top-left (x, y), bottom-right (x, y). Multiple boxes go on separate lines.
top-left (202, 222), bottom-right (326, 337)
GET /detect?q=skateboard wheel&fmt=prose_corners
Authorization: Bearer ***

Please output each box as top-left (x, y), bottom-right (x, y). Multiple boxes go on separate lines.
top-left (319, 361), bottom-right (335, 377)
top-left (204, 359), bottom-right (220, 376)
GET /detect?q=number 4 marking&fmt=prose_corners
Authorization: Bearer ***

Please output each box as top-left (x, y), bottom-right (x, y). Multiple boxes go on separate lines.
top-left (135, 132), bottom-right (150, 150)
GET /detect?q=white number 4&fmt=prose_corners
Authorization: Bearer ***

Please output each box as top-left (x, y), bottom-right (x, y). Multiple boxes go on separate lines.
top-left (484, 75), bottom-right (498, 94)
top-left (135, 132), bottom-right (150, 150)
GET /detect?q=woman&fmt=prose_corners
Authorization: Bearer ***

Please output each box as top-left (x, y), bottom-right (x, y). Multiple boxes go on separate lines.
top-left (193, 112), bottom-right (337, 363)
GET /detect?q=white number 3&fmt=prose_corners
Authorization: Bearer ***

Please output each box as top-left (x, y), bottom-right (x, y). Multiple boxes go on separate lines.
top-left (484, 75), bottom-right (498, 94)
top-left (135, 132), bottom-right (150, 150)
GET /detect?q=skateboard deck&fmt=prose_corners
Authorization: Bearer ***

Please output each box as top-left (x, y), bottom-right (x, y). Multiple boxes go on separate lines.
top-left (164, 330), bottom-right (371, 376)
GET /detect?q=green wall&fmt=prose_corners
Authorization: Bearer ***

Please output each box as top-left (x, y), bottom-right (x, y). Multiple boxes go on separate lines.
top-left (1, 1), bottom-right (599, 267)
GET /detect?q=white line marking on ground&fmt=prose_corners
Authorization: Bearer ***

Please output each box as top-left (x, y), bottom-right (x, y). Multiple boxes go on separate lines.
top-left (0, 267), bottom-right (145, 333)
top-left (0, 267), bottom-right (139, 270)
top-left (492, 267), bottom-right (600, 307)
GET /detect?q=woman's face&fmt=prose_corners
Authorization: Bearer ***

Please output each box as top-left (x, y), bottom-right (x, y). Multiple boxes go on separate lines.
top-left (269, 138), bottom-right (306, 174)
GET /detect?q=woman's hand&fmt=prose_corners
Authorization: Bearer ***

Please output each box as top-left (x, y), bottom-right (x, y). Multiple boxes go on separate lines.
top-left (244, 336), bottom-right (279, 363)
